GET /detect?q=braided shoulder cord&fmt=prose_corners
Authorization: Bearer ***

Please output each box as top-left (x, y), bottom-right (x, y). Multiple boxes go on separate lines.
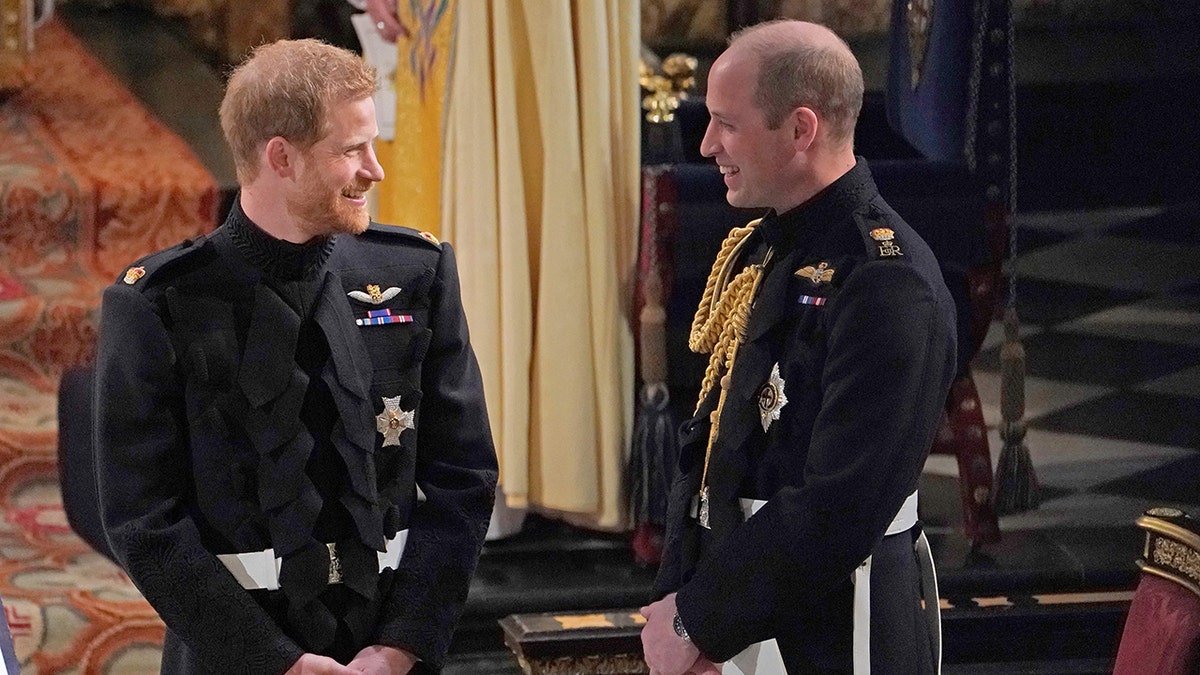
top-left (697, 255), bottom-right (770, 501)
top-left (689, 220), bottom-right (760, 352)
top-left (687, 220), bottom-right (764, 410)
top-left (693, 263), bottom-right (766, 410)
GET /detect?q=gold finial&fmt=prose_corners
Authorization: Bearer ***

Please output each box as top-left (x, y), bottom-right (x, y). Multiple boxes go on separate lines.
top-left (639, 52), bottom-right (698, 124)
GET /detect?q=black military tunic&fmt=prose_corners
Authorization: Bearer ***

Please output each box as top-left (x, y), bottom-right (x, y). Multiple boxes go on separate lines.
top-left (655, 160), bottom-right (956, 672)
top-left (93, 200), bottom-right (498, 674)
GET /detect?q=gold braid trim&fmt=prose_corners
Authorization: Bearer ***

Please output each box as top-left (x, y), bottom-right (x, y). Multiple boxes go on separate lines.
top-left (687, 219), bottom-right (766, 412)
top-left (688, 220), bottom-right (761, 353)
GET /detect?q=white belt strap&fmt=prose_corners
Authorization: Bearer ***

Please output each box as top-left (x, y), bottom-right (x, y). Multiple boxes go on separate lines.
top-left (850, 491), bottom-right (940, 675)
top-left (915, 529), bottom-right (942, 675)
top-left (851, 529), bottom-right (941, 674)
top-left (724, 497), bottom-right (785, 675)
top-left (733, 490), bottom-right (916, 532)
top-left (217, 529), bottom-right (408, 591)
top-left (723, 491), bottom-right (931, 675)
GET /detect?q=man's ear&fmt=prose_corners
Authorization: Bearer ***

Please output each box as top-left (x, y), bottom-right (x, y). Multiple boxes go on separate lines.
top-left (264, 136), bottom-right (296, 178)
top-left (791, 107), bottom-right (819, 153)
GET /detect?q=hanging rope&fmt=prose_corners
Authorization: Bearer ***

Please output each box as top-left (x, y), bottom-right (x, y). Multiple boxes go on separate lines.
top-left (992, 0), bottom-right (1039, 514)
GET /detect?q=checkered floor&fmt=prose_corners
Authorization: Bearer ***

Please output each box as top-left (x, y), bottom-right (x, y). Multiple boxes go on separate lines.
top-left (922, 202), bottom-right (1200, 583)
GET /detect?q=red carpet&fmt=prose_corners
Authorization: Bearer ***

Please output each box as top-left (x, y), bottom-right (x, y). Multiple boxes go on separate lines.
top-left (0, 18), bottom-right (217, 673)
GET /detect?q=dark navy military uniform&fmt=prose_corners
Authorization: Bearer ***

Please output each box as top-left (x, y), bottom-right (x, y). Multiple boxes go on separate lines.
top-left (655, 160), bottom-right (956, 673)
top-left (93, 200), bottom-right (498, 674)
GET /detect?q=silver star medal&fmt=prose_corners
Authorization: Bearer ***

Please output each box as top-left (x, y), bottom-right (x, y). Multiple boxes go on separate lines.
top-left (375, 395), bottom-right (415, 447)
top-left (757, 363), bottom-right (788, 432)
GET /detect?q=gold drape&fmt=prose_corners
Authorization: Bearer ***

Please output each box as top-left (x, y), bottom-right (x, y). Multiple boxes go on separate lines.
top-left (441, 0), bottom-right (639, 529)
top-left (376, 0), bottom-right (456, 234)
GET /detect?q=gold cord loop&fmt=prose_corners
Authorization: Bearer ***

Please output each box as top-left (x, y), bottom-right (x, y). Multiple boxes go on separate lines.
top-left (688, 219), bottom-right (766, 411)
top-left (687, 220), bottom-right (773, 521)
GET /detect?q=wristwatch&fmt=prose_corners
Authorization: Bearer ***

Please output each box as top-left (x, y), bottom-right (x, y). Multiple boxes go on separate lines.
top-left (672, 611), bottom-right (691, 642)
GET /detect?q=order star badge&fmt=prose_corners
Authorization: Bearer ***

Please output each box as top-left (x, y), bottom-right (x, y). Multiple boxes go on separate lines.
top-left (375, 395), bottom-right (415, 447)
top-left (757, 363), bottom-right (788, 432)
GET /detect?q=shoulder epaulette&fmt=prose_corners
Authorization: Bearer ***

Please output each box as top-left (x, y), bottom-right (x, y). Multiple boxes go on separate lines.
top-left (365, 221), bottom-right (443, 251)
top-left (117, 234), bottom-right (214, 289)
top-left (855, 207), bottom-right (907, 261)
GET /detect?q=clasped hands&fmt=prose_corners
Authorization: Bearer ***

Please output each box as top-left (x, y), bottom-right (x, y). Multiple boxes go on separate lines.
top-left (284, 645), bottom-right (416, 675)
top-left (641, 593), bottom-right (722, 675)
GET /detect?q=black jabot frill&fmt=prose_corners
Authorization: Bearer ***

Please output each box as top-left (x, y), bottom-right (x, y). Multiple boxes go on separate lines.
top-left (215, 201), bottom-right (388, 652)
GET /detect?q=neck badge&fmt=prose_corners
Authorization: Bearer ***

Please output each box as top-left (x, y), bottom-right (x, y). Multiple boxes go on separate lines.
top-left (757, 363), bottom-right (788, 432)
top-left (348, 284), bottom-right (401, 304)
top-left (376, 395), bottom-right (415, 447)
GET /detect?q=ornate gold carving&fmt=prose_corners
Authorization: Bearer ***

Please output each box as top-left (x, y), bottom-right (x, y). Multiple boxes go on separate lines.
top-left (639, 52), bottom-right (697, 123)
top-left (1138, 514), bottom-right (1200, 553)
top-left (526, 653), bottom-right (649, 675)
top-left (1137, 512), bottom-right (1200, 598)
top-left (1151, 536), bottom-right (1200, 586)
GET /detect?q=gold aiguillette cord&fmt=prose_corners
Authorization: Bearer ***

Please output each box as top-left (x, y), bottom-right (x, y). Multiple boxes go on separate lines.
top-left (692, 245), bottom-right (772, 529)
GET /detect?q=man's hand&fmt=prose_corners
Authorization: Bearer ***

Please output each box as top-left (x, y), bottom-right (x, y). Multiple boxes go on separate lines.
top-left (284, 654), bottom-right (356, 675)
top-left (365, 0), bottom-right (403, 42)
top-left (687, 655), bottom-right (722, 674)
top-left (640, 593), bottom-right (701, 675)
top-left (347, 645), bottom-right (417, 675)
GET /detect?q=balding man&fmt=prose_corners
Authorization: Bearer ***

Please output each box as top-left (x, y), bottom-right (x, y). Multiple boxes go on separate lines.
top-left (641, 20), bottom-right (955, 675)
top-left (93, 39), bottom-right (497, 674)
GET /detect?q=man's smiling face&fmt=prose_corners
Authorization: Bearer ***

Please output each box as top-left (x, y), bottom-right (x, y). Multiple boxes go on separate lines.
top-left (287, 95), bottom-right (385, 237)
top-left (699, 48), bottom-right (802, 213)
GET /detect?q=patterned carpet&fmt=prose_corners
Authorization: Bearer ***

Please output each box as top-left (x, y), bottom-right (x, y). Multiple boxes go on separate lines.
top-left (0, 19), bottom-right (216, 673)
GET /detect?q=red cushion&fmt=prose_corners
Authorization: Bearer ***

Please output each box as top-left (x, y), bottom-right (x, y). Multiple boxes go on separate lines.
top-left (1114, 574), bottom-right (1200, 674)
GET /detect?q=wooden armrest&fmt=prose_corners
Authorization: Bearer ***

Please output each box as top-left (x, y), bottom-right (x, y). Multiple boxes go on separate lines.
top-left (1137, 507), bottom-right (1200, 599)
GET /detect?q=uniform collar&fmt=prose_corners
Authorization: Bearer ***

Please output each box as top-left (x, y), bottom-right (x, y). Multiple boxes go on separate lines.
top-left (755, 157), bottom-right (878, 253)
top-left (226, 195), bottom-right (335, 281)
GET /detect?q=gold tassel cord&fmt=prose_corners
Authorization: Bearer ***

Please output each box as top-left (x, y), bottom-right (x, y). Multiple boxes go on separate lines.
top-left (689, 221), bottom-right (759, 353)
top-left (688, 220), bottom-right (763, 408)
top-left (693, 263), bottom-right (765, 410)
top-left (686, 221), bottom-right (772, 522)
top-left (995, 305), bottom-right (1040, 513)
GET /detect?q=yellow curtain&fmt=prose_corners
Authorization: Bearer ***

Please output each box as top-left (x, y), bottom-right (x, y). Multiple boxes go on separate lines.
top-left (375, 0), bottom-right (457, 234)
top-left (441, 0), bottom-right (639, 529)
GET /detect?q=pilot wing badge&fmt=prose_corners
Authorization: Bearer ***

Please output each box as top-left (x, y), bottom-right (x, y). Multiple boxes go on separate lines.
top-left (794, 261), bottom-right (835, 285)
top-left (348, 284), bottom-right (401, 305)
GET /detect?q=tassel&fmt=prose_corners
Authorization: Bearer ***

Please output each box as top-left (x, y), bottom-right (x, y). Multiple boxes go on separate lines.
top-left (993, 308), bottom-right (1039, 514)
